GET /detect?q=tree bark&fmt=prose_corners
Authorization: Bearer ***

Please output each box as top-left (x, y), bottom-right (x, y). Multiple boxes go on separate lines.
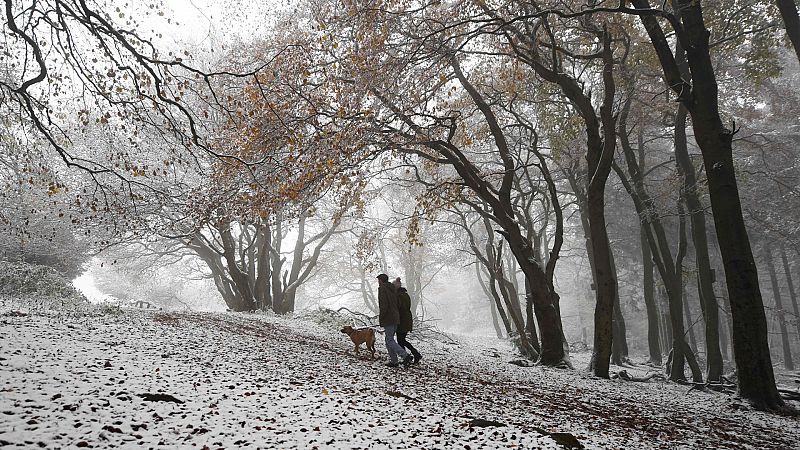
top-left (219, 222), bottom-right (257, 312)
top-left (469, 212), bottom-right (536, 358)
top-left (660, 292), bottom-right (673, 356)
top-left (525, 278), bottom-right (542, 354)
top-left (488, 294), bottom-right (505, 339)
top-left (609, 249), bottom-right (629, 365)
top-left (476, 258), bottom-right (510, 338)
top-left (565, 166), bottom-right (619, 375)
top-left (636, 130), bottom-right (663, 366)
top-left (584, 35), bottom-right (619, 378)
top-left (253, 222), bottom-right (271, 311)
top-left (683, 286), bottom-right (699, 354)
top-left (780, 246), bottom-right (800, 342)
top-left (641, 222), bottom-right (662, 365)
top-left (668, 202), bottom-right (689, 382)
top-left (776, 0), bottom-right (800, 64)
top-left (765, 243), bottom-right (795, 370)
top-left (587, 185), bottom-right (617, 377)
top-left (718, 308), bottom-right (730, 362)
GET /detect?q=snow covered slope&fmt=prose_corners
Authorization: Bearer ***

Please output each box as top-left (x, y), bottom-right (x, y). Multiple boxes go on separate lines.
top-left (0, 309), bottom-right (797, 449)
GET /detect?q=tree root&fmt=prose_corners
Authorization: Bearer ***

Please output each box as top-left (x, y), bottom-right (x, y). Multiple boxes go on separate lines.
top-left (778, 389), bottom-right (800, 402)
top-left (614, 370), bottom-right (665, 382)
top-left (682, 381), bottom-right (737, 395)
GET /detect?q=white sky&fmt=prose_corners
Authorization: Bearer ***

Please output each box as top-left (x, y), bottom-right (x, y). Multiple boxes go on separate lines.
top-left (73, 266), bottom-right (110, 303)
top-left (158, 0), bottom-right (288, 47)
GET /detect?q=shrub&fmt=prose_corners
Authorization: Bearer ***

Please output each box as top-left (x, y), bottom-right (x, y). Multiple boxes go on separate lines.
top-left (0, 260), bottom-right (88, 303)
top-left (297, 307), bottom-right (352, 330)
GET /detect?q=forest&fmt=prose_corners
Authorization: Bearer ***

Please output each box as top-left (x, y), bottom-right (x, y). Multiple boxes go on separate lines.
top-left (2, 0), bottom-right (800, 448)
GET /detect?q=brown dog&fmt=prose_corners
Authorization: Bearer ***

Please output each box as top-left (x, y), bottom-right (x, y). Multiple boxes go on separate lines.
top-left (340, 326), bottom-right (376, 359)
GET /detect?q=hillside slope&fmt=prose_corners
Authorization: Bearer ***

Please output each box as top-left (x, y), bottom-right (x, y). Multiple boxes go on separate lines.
top-left (0, 309), bottom-right (797, 449)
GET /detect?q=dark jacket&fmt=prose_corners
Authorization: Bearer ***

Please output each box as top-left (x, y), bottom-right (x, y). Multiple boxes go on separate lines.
top-left (397, 289), bottom-right (413, 332)
top-left (378, 280), bottom-right (400, 327)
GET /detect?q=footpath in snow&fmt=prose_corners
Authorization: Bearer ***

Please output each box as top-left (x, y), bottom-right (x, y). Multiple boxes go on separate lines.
top-left (0, 308), bottom-right (798, 449)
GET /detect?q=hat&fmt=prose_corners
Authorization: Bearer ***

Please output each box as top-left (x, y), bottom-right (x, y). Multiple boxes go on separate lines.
top-left (376, 273), bottom-right (389, 282)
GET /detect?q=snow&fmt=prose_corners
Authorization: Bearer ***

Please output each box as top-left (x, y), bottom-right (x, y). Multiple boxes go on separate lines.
top-left (1, 305), bottom-right (798, 449)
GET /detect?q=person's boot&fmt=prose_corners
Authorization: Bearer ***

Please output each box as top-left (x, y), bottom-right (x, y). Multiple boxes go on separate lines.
top-left (385, 361), bottom-right (399, 368)
top-left (402, 354), bottom-right (414, 367)
top-left (413, 353), bottom-right (423, 365)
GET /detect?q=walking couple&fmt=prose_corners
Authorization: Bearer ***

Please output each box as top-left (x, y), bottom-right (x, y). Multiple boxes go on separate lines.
top-left (376, 273), bottom-right (423, 367)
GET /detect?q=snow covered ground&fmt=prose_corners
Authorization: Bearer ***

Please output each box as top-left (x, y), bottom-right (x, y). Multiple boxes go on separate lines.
top-left (0, 305), bottom-right (798, 449)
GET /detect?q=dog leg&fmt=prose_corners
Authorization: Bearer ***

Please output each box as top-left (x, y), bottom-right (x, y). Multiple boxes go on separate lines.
top-left (367, 336), bottom-right (375, 360)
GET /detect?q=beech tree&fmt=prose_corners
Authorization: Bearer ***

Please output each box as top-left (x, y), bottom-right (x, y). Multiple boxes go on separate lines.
top-left (274, 0), bottom-right (571, 365)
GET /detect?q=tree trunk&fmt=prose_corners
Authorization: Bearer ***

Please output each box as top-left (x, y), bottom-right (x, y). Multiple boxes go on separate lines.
top-left (634, 0), bottom-right (785, 410)
top-left (270, 215), bottom-right (285, 313)
top-left (702, 140), bottom-right (781, 402)
top-left (613, 105), bottom-right (696, 382)
top-left (491, 217), bottom-right (561, 364)
top-left (525, 279), bottom-right (542, 354)
top-left (641, 226), bottom-right (662, 365)
top-left (565, 169), bottom-right (617, 376)
top-left (675, 200), bottom-right (704, 383)
top-left (605, 247), bottom-right (628, 366)
top-left (683, 286), bottom-right (699, 354)
top-left (636, 133), bottom-right (663, 366)
top-left (666, 277), bottom-right (687, 382)
top-left (488, 295), bottom-right (504, 338)
top-left (611, 300), bottom-right (626, 366)
top-left (673, 45), bottom-right (724, 383)
top-left (487, 226), bottom-right (539, 359)
top-left (360, 266), bottom-right (379, 314)
top-left (718, 306), bottom-right (730, 362)
top-left (698, 127), bottom-right (781, 406)
top-left (660, 294), bottom-right (673, 356)
top-left (780, 246), bottom-right (800, 342)
top-left (587, 34), bottom-right (619, 376)
top-left (188, 236), bottom-right (242, 311)
top-left (477, 261), bottom-right (509, 338)
top-left (776, 0), bottom-right (800, 63)
top-left (281, 289), bottom-right (297, 315)
top-left (765, 243), bottom-right (795, 370)
top-left (440, 54), bottom-right (566, 365)
top-left (587, 185), bottom-right (617, 378)
top-left (219, 222), bottom-right (257, 312)
top-left (253, 222), bottom-right (271, 311)
top-left (476, 257), bottom-right (513, 337)
top-left (502, 26), bottom-right (613, 374)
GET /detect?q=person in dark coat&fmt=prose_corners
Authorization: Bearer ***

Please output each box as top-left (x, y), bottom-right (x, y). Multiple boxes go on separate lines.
top-left (396, 286), bottom-right (422, 364)
top-left (377, 273), bottom-right (412, 367)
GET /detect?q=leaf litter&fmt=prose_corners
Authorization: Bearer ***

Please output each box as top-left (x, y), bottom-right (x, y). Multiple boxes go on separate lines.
top-left (0, 306), bottom-right (797, 449)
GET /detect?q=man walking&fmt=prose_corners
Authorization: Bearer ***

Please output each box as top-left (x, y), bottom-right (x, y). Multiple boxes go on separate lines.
top-left (377, 273), bottom-right (413, 367)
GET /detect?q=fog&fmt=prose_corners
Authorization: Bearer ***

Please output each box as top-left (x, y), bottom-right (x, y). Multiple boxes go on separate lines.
top-left (3, 0), bottom-right (800, 434)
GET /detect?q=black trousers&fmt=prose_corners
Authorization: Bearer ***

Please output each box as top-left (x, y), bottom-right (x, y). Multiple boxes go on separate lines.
top-left (396, 331), bottom-right (421, 358)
